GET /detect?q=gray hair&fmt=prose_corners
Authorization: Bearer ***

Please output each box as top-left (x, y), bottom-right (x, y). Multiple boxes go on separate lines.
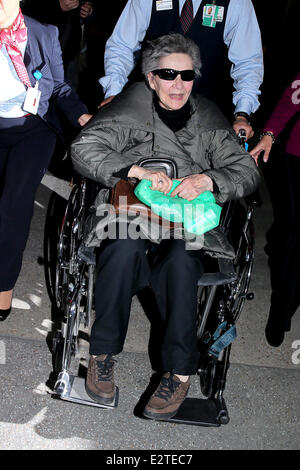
top-left (141, 33), bottom-right (201, 82)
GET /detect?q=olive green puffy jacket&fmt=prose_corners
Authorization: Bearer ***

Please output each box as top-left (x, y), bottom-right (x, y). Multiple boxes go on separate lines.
top-left (71, 82), bottom-right (260, 257)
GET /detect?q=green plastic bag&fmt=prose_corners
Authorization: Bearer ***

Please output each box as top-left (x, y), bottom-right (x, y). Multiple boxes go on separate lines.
top-left (134, 179), bottom-right (222, 235)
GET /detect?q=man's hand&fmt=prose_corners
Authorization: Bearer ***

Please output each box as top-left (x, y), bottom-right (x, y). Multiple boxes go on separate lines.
top-left (59, 0), bottom-right (79, 12)
top-left (98, 95), bottom-right (116, 109)
top-left (170, 174), bottom-right (213, 201)
top-left (78, 113), bottom-right (93, 126)
top-left (250, 134), bottom-right (273, 165)
top-left (233, 116), bottom-right (254, 140)
top-left (80, 1), bottom-right (93, 18)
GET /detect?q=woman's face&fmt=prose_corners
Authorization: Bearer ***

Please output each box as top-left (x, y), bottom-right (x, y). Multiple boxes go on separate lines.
top-left (0, 0), bottom-right (20, 28)
top-left (148, 53), bottom-right (194, 111)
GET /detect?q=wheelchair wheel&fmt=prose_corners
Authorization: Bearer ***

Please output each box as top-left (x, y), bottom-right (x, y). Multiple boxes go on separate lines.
top-left (53, 178), bottom-right (96, 380)
top-left (230, 218), bottom-right (254, 321)
top-left (197, 286), bottom-right (225, 398)
top-left (43, 192), bottom-right (68, 308)
top-left (55, 183), bottom-right (85, 312)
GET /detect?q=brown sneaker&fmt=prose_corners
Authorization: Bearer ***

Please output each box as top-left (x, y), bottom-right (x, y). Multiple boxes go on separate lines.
top-left (85, 354), bottom-right (116, 404)
top-left (143, 372), bottom-right (190, 420)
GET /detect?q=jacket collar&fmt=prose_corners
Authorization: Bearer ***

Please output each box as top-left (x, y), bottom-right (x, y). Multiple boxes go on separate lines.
top-left (23, 15), bottom-right (38, 86)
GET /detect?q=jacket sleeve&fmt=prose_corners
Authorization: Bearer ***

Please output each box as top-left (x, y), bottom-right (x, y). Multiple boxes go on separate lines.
top-left (70, 119), bottom-right (139, 187)
top-left (262, 72), bottom-right (300, 137)
top-left (202, 128), bottom-right (261, 204)
top-left (47, 25), bottom-right (88, 126)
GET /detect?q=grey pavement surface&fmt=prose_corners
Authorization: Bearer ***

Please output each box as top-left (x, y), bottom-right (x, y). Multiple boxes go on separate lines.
top-left (0, 177), bottom-right (299, 450)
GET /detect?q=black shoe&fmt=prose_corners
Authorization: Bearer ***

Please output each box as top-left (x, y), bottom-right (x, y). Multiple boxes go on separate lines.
top-left (0, 307), bottom-right (11, 322)
top-left (265, 318), bottom-right (285, 347)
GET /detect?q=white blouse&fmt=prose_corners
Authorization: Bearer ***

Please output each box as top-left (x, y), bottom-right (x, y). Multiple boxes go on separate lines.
top-left (0, 40), bottom-right (28, 118)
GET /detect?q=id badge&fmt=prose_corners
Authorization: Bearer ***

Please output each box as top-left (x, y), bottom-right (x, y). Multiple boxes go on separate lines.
top-left (202, 4), bottom-right (219, 28)
top-left (216, 6), bottom-right (224, 22)
top-left (23, 86), bottom-right (41, 115)
top-left (156, 0), bottom-right (173, 11)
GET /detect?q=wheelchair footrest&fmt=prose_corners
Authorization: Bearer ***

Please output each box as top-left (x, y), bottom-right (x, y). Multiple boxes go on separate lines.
top-left (56, 375), bottom-right (119, 409)
top-left (166, 397), bottom-right (229, 427)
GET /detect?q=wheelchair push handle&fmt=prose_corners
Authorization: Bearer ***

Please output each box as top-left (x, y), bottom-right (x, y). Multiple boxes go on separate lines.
top-left (238, 129), bottom-right (248, 151)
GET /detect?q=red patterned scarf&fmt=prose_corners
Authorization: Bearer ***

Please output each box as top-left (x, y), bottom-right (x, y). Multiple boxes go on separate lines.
top-left (0, 9), bottom-right (32, 88)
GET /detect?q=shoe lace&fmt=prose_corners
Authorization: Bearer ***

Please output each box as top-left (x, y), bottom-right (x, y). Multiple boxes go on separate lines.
top-left (96, 355), bottom-right (115, 382)
top-left (154, 375), bottom-right (180, 401)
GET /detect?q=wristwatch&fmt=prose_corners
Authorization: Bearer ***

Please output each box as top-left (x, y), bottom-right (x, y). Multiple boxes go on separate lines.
top-left (234, 112), bottom-right (251, 123)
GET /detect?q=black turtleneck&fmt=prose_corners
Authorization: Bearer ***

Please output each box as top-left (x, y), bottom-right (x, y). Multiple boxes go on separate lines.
top-left (153, 92), bottom-right (191, 132)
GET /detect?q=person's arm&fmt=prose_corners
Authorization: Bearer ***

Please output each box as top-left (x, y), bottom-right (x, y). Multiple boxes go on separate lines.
top-left (262, 74), bottom-right (300, 138)
top-left (201, 129), bottom-right (261, 203)
top-left (250, 73), bottom-right (300, 163)
top-left (99, 0), bottom-right (151, 101)
top-left (71, 121), bottom-right (139, 187)
top-left (47, 25), bottom-right (92, 126)
top-left (224, 0), bottom-right (264, 137)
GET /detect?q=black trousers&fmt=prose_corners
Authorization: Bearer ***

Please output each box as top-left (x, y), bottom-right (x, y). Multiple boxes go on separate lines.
top-left (270, 153), bottom-right (300, 331)
top-left (0, 116), bottom-right (57, 291)
top-left (91, 229), bottom-right (204, 375)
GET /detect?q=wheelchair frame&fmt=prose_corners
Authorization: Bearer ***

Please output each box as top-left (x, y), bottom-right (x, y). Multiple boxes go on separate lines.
top-left (48, 148), bottom-right (258, 424)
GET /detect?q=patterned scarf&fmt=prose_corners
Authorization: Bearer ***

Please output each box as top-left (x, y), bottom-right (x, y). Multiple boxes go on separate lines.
top-left (0, 9), bottom-right (32, 88)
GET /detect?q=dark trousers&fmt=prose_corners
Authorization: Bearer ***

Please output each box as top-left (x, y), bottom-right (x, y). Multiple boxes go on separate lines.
top-left (0, 116), bottom-right (57, 291)
top-left (270, 153), bottom-right (300, 331)
top-left (91, 229), bottom-right (204, 375)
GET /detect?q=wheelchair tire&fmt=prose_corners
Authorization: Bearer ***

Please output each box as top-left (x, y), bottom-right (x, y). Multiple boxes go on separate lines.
top-left (43, 192), bottom-right (68, 308)
top-left (231, 218), bottom-right (254, 321)
top-left (55, 184), bottom-right (84, 313)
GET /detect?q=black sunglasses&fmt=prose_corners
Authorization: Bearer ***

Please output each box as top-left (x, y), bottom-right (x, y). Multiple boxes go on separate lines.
top-left (152, 68), bottom-right (195, 81)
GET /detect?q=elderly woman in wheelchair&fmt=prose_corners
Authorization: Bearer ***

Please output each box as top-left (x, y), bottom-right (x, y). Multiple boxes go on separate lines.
top-left (69, 33), bottom-right (260, 421)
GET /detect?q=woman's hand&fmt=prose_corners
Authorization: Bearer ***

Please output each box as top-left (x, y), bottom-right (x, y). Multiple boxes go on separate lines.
top-left (170, 174), bottom-right (213, 200)
top-left (78, 113), bottom-right (93, 126)
top-left (128, 166), bottom-right (173, 194)
top-left (250, 135), bottom-right (273, 165)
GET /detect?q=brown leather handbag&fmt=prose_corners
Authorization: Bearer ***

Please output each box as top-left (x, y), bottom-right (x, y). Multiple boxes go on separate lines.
top-left (110, 158), bottom-right (181, 227)
top-left (110, 179), bottom-right (181, 228)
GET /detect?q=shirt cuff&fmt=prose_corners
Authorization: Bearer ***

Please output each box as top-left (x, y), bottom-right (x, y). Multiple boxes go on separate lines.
top-left (112, 164), bottom-right (134, 180)
top-left (234, 97), bottom-right (254, 116)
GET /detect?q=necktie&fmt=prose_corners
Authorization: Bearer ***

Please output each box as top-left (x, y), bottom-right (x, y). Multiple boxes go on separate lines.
top-left (180, 0), bottom-right (194, 35)
top-left (0, 9), bottom-right (32, 88)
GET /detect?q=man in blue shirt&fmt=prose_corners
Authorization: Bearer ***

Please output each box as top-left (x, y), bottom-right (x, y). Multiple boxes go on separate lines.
top-left (98, 0), bottom-right (263, 140)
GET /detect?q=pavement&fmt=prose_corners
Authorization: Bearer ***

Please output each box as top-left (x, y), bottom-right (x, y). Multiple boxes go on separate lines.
top-left (0, 175), bottom-right (299, 451)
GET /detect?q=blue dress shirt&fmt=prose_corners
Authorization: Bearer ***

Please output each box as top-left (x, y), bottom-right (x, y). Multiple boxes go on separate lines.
top-left (99, 0), bottom-right (263, 115)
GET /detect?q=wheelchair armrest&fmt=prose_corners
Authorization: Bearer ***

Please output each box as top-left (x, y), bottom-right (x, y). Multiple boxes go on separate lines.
top-left (198, 258), bottom-right (237, 286)
top-left (137, 158), bottom-right (178, 179)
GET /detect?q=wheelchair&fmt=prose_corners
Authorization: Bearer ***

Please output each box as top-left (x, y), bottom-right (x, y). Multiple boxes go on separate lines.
top-left (48, 135), bottom-right (259, 424)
